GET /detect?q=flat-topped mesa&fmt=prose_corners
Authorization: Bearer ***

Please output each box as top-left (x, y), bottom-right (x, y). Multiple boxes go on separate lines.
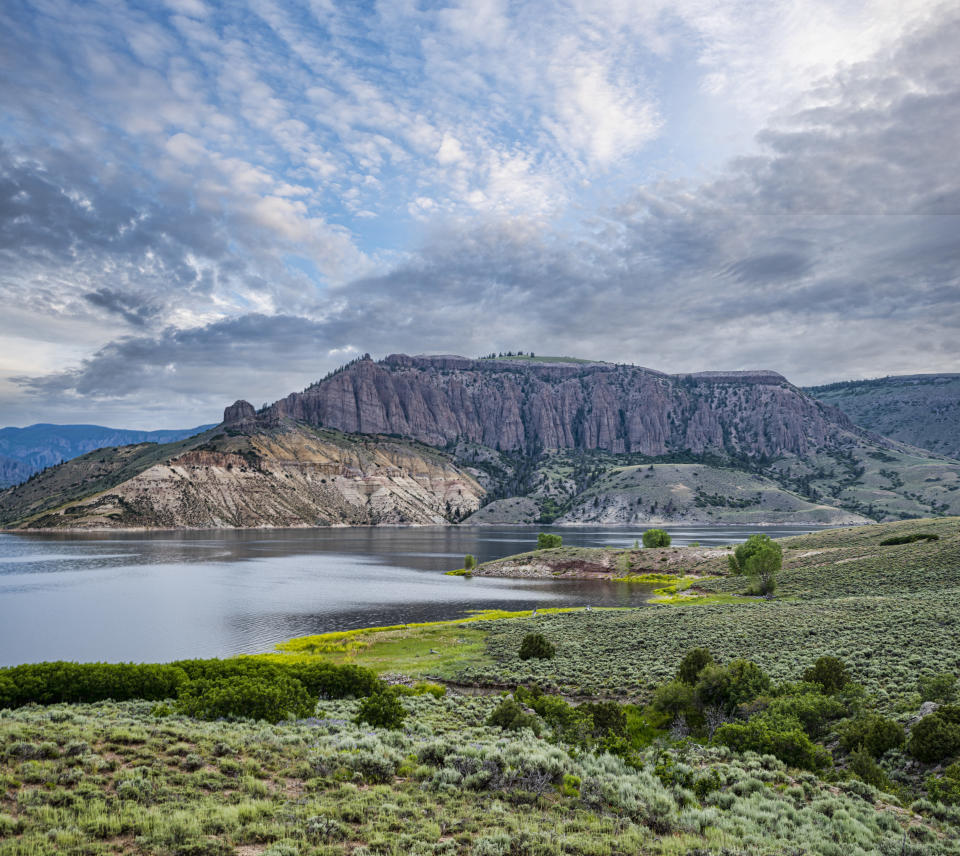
top-left (381, 353), bottom-right (629, 376)
top-left (260, 353), bottom-right (871, 458)
top-left (675, 370), bottom-right (790, 385)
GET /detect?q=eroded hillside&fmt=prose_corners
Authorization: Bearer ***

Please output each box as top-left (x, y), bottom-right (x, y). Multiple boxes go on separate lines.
top-left (1, 423), bottom-right (483, 529)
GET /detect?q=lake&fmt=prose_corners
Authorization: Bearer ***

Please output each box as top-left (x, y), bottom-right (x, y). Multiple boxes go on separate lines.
top-left (0, 524), bottom-right (828, 666)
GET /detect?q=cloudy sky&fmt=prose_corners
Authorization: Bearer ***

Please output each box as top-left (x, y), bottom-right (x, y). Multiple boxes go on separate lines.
top-left (1, 0), bottom-right (958, 428)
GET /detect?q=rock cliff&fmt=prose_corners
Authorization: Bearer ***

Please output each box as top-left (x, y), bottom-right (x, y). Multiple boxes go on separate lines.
top-left (262, 355), bottom-right (868, 459)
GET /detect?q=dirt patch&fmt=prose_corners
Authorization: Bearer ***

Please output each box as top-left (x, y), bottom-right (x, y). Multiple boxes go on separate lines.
top-left (474, 546), bottom-right (730, 580)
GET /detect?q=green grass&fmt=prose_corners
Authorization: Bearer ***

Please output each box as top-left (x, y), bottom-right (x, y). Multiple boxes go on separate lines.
top-left (269, 609), bottom-right (586, 680)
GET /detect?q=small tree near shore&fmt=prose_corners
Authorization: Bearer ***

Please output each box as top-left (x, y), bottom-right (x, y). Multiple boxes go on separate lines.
top-left (642, 528), bottom-right (671, 548)
top-left (537, 533), bottom-right (562, 549)
top-left (464, 554), bottom-right (476, 570)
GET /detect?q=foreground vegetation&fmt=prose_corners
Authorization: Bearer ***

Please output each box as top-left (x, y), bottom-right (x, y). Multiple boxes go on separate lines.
top-left (3, 517), bottom-right (960, 854)
top-left (3, 694), bottom-right (958, 856)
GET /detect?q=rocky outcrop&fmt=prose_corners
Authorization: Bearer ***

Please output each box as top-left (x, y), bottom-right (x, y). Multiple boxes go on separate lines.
top-left (223, 399), bottom-right (257, 427)
top-left (262, 355), bottom-right (870, 459)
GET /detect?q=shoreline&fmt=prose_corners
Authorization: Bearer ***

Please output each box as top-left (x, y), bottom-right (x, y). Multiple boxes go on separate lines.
top-left (2, 519), bottom-right (858, 535)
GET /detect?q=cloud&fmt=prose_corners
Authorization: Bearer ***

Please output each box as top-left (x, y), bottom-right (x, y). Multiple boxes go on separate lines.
top-left (1, 0), bottom-right (958, 427)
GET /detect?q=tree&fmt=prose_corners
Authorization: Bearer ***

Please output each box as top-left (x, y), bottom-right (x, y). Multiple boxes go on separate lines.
top-left (919, 672), bottom-right (958, 703)
top-left (908, 711), bottom-right (960, 763)
top-left (651, 680), bottom-right (698, 722)
top-left (537, 533), bottom-right (562, 549)
top-left (519, 632), bottom-right (556, 660)
top-left (464, 554), bottom-right (477, 571)
top-left (487, 698), bottom-right (540, 733)
top-left (642, 528), bottom-right (671, 548)
top-left (728, 533), bottom-right (781, 576)
top-left (744, 542), bottom-right (781, 596)
top-left (695, 659), bottom-right (770, 714)
top-left (839, 714), bottom-right (904, 757)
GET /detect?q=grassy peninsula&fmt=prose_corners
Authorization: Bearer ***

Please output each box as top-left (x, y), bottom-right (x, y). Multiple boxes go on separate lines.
top-left (3, 518), bottom-right (960, 855)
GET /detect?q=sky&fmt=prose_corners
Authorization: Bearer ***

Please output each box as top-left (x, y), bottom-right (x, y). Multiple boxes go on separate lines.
top-left (1, 0), bottom-right (958, 429)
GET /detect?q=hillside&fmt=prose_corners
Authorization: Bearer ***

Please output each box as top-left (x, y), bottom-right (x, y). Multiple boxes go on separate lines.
top-left (5, 354), bottom-right (960, 529)
top-left (261, 355), bottom-right (960, 522)
top-left (807, 374), bottom-right (960, 459)
top-left (0, 421), bottom-right (482, 529)
top-left (0, 422), bottom-right (213, 487)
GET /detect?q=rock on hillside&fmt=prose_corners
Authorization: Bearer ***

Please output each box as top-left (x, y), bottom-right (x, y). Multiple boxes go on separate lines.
top-left (262, 354), bottom-right (870, 459)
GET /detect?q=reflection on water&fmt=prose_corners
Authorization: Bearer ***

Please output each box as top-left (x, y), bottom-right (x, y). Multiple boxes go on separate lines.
top-left (0, 524), bottom-right (827, 665)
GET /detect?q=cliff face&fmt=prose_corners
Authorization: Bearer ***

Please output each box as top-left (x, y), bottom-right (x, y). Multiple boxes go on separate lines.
top-left (265, 355), bottom-right (867, 459)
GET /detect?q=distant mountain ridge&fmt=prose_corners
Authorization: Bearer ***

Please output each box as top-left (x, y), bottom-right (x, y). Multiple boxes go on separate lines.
top-left (3, 355), bottom-right (959, 529)
top-left (806, 374), bottom-right (960, 460)
top-left (0, 423), bottom-right (214, 487)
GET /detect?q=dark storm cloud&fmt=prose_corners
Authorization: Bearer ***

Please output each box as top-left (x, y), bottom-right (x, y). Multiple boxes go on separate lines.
top-left (15, 314), bottom-right (334, 405)
top-left (82, 289), bottom-right (161, 327)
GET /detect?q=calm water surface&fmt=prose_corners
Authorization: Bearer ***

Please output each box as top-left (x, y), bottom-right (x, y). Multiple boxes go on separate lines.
top-left (0, 524), bottom-right (828, 665)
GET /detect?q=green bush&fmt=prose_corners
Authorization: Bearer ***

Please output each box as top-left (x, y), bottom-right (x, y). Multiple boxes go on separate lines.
top-left (802, 656), bottom-right (851, 694)
top-left (0, 658), bottom-right (382, 709)
top-left (0, 661), bottom-right (187, 708)
top-left (642, 528), bottom-right (671, 548)
top-left (519, 633), bottom-right (555, 661)
top-left (919, 672), bottom-right (958, 703)
top-left (175, 675), bottom-right (313, 723)
top-left (174, 659), bottom-right (382, 700)
top-left (355, 691), bottom-right (407, 730)
top-left (714, 716), bottom-right (828, 770)
top-left (927, 760), bottom-right (960, 805)
top-left (764, 687), bottom-right (847, 740)
top-left (651, 680), bottom-right (699, 722)
top-left (695, 659), bottom-right (770, 714)
top-left (879, 532), bottom-right (939, 546)
top-left (537, 533), bottom-right (562, 549)
top-left (839, 714), bottom-right (905, 757)
top-left (486, 698), bottom-right (540, 734)
top-left (908, 709), bottom-right (960, 763)
top-left (464, 554), bottom-right (477, 570)
top-left (579, 701), bottom-right (627, 739)
top-left (848, 746), bottom-right (893, 790)
top-left (677, 648), bottom-right (714, 685)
